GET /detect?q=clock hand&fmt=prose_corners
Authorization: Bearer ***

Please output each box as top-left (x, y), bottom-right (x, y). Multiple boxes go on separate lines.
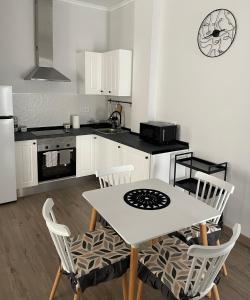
top-left (204, 29), bottom-right (226, 39)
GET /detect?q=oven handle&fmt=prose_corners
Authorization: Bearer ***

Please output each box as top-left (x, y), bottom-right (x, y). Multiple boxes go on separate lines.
top-left (42, 149), bottom-right (74, 155)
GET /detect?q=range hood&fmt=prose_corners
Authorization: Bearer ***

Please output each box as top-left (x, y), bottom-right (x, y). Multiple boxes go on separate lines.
top-left (25, 0), bottom-right (70, 82)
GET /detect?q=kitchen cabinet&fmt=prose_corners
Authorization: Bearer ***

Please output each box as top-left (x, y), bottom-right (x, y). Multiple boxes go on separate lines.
top-left (93, 136), bottom-right (121, 171)
top-left (93, 137), bottom-right (150, 182)
top-left (85, 49), bottom-right (132, 97)
top-left (121, 145), bottom-right (150, 182)
top-left (76, 135), bottom-right (94, 177)
top-left (150, 150), bottom-right (189, 184)
top-left (15, 140), bottom-right (38, 190)
top-left (85, 52), bottom-right (103, 95)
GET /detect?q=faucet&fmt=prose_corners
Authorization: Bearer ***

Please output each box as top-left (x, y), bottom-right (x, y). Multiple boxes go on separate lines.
top-left (108, 111), bottom-right (122, 129)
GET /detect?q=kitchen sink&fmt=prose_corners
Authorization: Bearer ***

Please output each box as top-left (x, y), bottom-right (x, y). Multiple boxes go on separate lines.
top-left (96, 128), bottom-right (129, 134)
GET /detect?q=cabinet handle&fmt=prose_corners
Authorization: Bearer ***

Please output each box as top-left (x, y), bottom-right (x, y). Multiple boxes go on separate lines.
top-left (108, 91), bottom-right (111, 94)
top-left (118, 146), bottom-right (121, 149)
top-left (94, 137), bottom-right (97, 139)
top-left (33, 142), bottom-right (36, 145)
top-left (145, 156), bottom-right (149, 159)
top-left (100, 90), bottom-right (103, 93)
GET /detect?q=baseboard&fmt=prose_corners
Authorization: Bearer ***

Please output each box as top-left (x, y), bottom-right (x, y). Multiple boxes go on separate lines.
top-left (223, 225), bottom-right (250, 249)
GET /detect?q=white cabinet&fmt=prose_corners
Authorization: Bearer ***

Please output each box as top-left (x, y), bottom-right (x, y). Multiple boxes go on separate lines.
top-left (85, 52), bottom-right (103, 95)
top-left (76, 135), bottom-right (189, 185)
top-left (150, 149), bottom-right (189, 184)
top-left (93, 136), bottom-right (121, 171)
top-left (121, 145), bottom-right (150, 182)
top-left (76, 135), bottom-right (95, 177)
top-left (85, 49), bottom-right (132, 96)
top-left (93, 137), bottom-right (150, 182)
top-left (15, 140), bottom-right (38, 190)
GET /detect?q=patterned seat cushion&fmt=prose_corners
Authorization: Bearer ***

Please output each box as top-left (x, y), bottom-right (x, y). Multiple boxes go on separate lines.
top-left (69, 227), bottom-right (130, 290)
top-left (138, 236), bottom-right (194, 300)
top-left (174, 221), bottom-right (221, 246)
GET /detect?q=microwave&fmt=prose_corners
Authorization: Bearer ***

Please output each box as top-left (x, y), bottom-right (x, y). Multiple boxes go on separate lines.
top-left (140, 121), bottom-right (177, 145)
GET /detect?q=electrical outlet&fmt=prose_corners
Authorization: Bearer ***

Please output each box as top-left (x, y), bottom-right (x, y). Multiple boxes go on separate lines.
top-left (82, 106), bottom-right (90, 113)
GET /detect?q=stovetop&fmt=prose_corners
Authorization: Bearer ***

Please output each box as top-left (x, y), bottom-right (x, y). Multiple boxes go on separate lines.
top-left (32, 129), bottom-right (69, 136)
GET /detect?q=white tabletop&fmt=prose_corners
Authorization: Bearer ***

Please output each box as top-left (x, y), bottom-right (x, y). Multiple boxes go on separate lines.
top-left (83, 179), bottom-right (221, 246)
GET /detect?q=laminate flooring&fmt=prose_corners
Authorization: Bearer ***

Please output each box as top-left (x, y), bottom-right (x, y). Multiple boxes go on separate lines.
top-left (0, 176), bottom-right (249, 300)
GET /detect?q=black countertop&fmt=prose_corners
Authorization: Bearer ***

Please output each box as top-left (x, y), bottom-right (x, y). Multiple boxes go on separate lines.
top-left (15, 126), bottom-right (189, 155)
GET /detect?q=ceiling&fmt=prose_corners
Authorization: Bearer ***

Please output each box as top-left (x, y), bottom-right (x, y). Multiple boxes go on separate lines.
top-left (77, 0), bottom-right (125, 9)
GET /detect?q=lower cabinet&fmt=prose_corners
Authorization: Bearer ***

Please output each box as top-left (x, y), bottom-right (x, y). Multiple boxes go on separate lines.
top-left (121, 144), bottom-right (150, 182)
top-left (15, 135), bottom-right (188, 194)
top-left (15, 140), bottom-right (38, 190)
top-left (150, 150), bottom-right (189, 184)
top-left (93, 136), bottom-right (150, 182)
top-left (76, 135), bottom-right (95, 177)
top-left (93, 136), bottom-right (121, 171)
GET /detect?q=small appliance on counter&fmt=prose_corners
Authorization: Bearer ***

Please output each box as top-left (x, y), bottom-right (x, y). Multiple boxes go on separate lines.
top-left (63, 123), bottom-right (71, 132)
top-left (71, 115), bottom-right (80, 129)
top-left (140, 121), bottom-right (177, 145)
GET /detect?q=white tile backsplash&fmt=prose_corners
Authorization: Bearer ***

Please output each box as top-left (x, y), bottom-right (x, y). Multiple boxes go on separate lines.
top-left (13, 93), bottom-right (108, 128)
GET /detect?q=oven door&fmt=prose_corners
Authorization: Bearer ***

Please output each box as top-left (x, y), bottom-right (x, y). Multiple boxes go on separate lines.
top-left (38, 148), bottom-right (76, 182)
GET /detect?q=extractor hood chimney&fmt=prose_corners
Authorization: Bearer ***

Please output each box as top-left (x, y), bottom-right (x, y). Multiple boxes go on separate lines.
top-left (25, 0), bottom-right (70, 82)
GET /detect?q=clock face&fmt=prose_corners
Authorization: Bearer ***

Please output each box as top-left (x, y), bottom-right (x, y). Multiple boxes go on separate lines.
top-left (198, 9), bottom-right (237, 58)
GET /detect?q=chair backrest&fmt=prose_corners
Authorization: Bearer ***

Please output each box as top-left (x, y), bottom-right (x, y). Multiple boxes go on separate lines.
top-left (42, 198), bottom-right (75, 274)
top-left (96, 164), bottom-right (134, 188)
top-left (195, 171), bottom-right (235, 224)
top-left (185, 223), bottom-right (241, 299)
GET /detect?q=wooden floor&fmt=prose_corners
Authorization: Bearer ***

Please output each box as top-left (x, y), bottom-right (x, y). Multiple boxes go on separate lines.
top-left (0, 176), bottom-right (249, 300)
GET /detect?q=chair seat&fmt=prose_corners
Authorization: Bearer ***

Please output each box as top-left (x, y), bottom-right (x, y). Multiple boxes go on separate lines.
top-left (174, 222), bottom-right (221, 245)
top-left (138, 236), bottom-right (195, 300)
top-left (69, 226), bottom-right (130, 290)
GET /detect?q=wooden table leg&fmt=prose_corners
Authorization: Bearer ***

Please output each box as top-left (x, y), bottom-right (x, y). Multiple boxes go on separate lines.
top-left (199, 223), bottom-right (208, 246)
top-left (88, 208), bottom-right (97, 231)
top-left (128, 246), bottom-right (139, 300)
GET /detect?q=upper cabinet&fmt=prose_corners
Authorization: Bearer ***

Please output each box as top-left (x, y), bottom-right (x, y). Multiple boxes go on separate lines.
top-left (85, 49), bottom-right (132, 97)
top-left (85, 52), bottom-right (103, 95)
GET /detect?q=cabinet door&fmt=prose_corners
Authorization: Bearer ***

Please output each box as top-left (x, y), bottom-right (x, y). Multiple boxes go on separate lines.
top-left (102, 51), bottom-right (119, 96)
top-left (94, 136), bottom-right (121, 171)
top-left (76, 135), bottom-right (94, 177)
top-left (121, 145), bottom-right (150, 182)
top-left (15, 140), bottom-right (38, 189)
top-left (85, 52), bottom-right (102, 95)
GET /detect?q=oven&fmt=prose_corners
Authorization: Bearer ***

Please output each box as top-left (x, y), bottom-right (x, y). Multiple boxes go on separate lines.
top-left (37, 136), bottom-right (76, 182)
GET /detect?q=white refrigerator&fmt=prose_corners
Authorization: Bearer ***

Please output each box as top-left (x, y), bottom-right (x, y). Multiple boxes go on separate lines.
top-left (0, 86), bottom-right (17, 203)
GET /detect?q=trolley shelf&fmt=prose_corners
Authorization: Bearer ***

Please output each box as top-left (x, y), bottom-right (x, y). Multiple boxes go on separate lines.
top-left (176, 156), bottom-right (227, 174)
top-left (173, 152), bottom-right (228, 195)
top-left (175, 178), bottom-right (220, 198)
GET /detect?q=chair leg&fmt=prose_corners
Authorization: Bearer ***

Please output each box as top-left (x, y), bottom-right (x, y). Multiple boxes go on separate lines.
top-left (212, 285), bottom-right (221, 300)
top-left (73, 287), bottom-right (81, 300)
top-left (122, 272), bottom-right (128, 300)
top-left (49, 265), bottom-right (62, 300)
top-left (136, 280), bottom-right (143, 300)
top-left (216, 240), bottom-right (228, 276)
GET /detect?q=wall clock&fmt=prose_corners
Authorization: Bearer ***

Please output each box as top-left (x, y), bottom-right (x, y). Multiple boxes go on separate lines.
top-left (197, 9), bottom-right (237, 58)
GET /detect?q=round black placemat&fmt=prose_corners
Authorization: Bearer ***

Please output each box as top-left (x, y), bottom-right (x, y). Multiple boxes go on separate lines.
top-left (124, 189), bottom-right (171, 210)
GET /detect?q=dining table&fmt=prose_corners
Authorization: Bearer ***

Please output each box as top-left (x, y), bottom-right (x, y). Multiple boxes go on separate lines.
top-left (83, 178), bottom-right (221, 300)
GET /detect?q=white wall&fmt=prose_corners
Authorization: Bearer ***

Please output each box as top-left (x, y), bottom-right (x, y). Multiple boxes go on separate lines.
top-left (132, 0), bottom-right (250, 237)
top-left (0, 0), bottom-right (108, 126)
top-left (130, 0), bottom-right (155, 132)
top-left (108, 2), bottom-right (135, 128)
